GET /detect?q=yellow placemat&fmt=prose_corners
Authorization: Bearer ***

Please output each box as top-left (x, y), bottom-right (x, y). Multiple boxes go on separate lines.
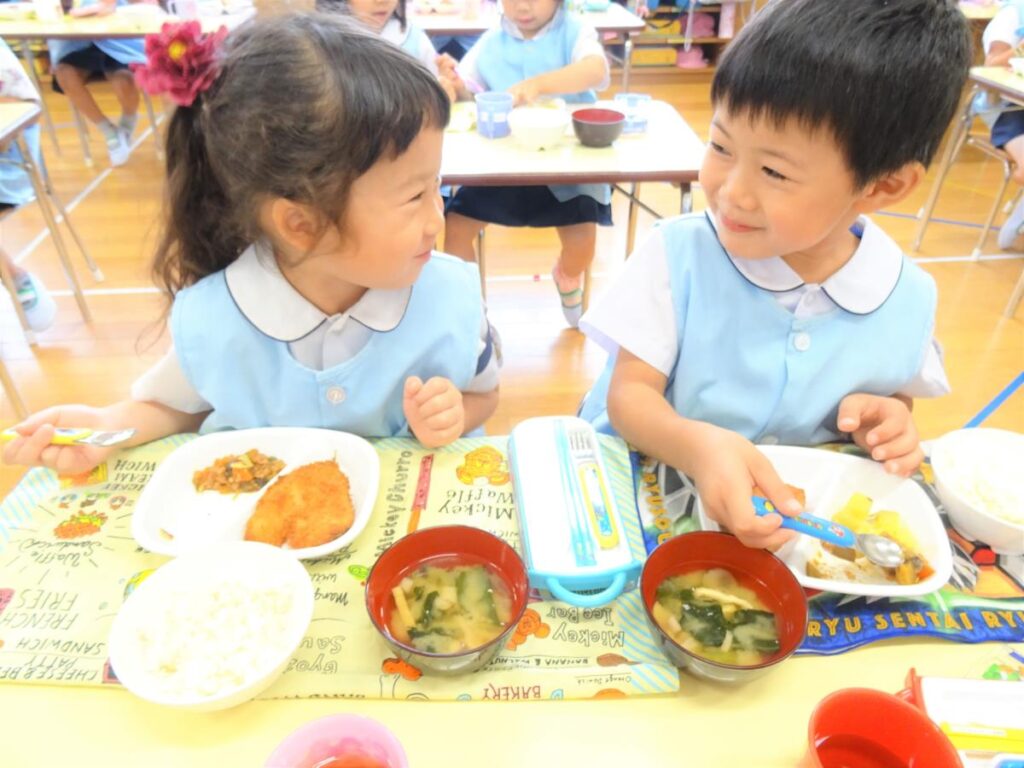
top-left (0, 435), bottom-right (679, 700)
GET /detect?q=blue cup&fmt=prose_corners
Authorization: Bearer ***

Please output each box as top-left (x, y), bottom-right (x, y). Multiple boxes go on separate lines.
top-left (614, 92), bottom-right (651, 133)
top-left (475, 91), bottom-right (514, 139)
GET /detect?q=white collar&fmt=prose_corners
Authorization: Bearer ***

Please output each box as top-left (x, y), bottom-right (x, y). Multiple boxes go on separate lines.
top-left (380, 17), bottom-right (410, 46)
top-left (706, 212), bottom-right (903, 315)
top-left (500, 6), bottom-right (564, 41)
top-left (224, 241), bottom-right (412, 342)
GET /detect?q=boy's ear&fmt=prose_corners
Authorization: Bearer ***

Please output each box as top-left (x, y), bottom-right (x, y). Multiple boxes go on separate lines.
top-left (259, 197), bottom-right (328, 255)
top-left (853, 162), bottom-right (925, 215)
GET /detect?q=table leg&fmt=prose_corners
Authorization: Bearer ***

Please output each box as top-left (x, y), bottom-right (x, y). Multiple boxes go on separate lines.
top-left (0, 253), bottom-right (37, 346)
top-left (476, 228), bottom-right (487, 299)
top-left (17, 136), bottom-right (91, 323)
top-left (1005, 263), bottom-right (1024, 317)
top-left (622, 36), bottom-right (633, 93)
top-left (910, 89), bottom-right (974, 252)
top-left (19, 42), bottom-right (60, 156)
top-left (0, 358), bottom-right (28, 420)
top-left (626, 181), bottom-right (640, 257)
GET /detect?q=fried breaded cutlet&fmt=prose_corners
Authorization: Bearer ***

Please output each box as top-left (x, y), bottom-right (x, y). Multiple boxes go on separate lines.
top-left (244, 460), bottom-right (355, 549)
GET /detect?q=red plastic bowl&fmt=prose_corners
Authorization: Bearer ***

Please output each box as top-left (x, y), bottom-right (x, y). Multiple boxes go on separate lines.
top-left (365, 525), bottom-right (528, 676)
top-left (800, 688), bottom-right (962, 768)
top-left (640, 531), bottom-right (808, 683)
top-left (572, 107), bottom-right (625, 147)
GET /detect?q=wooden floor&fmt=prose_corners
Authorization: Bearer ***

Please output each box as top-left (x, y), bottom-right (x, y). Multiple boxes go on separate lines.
top-left (0, 74), bottom-right (1021, 497)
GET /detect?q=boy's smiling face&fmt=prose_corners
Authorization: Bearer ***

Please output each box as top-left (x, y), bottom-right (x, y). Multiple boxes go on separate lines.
top-left (698, 106), bottom-right (873, 280)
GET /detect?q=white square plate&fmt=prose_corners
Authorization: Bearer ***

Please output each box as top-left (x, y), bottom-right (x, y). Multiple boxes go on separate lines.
top-left (132, 428), bottom-right (379, 559)
top-left (696, 446), bottom-right (952, 597)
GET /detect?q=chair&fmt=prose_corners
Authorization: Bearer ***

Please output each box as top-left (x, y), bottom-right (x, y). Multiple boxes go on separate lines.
top-left (0, 131), bottom-right (98, 329)
top-left (912, 85), bottom-right (1022, 260)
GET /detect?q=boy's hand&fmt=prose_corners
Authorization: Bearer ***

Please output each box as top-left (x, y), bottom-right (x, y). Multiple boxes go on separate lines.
top-left (2, 405), bottom-right (114, 475)
top-left (689, 423), bottom-right (802, 550)
top-left (403, 376), bottom-right (465, 448)
top-left (837, 393), bottom-right (923, 476)
top-left (507, 79), bottom-right (541, 106)
top-left (436, 53), bottom-right (459, 79)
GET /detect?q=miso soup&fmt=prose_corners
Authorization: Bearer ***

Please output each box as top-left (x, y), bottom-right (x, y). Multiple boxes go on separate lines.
top-left (389, 560), bottom-right (513, 654)
top-left (652, 568), bottom-right (780, 666)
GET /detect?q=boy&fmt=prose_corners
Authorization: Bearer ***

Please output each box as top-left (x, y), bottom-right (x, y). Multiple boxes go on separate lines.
top-left (579, 0), bottom-right (970, 549)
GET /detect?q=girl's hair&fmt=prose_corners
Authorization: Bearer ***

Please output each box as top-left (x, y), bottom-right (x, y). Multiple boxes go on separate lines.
top-left (315, 0), bottom-right (408, 33)
top-left (152, 12), bottom-right (448, 299)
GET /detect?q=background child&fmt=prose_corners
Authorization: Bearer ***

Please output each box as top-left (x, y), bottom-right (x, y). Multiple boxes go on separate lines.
top-left (579, 0), bottom-right (970, 549)
top-left (0, 39), bottom-right (56, 332)
top-left (441, 0), bottom-right (611, 328)
top-left (3, 14), bottom-right (500, 476)
top-left (979, 0), bottom-right (1024, 248)
top-left (320, 0), bottom-right (443, 76)
top-left (48, 0), bottom-right (147, 166)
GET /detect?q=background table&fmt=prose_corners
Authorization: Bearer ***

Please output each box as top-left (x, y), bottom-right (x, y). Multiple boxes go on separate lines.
top-left (441, 98), bottom-right (705, 300)
top-left (0, 9), bottom-right (255, 162)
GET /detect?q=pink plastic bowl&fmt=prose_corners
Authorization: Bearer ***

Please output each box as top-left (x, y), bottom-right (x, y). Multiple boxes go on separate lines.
top-left (265, 714), bottom-right (408, 768)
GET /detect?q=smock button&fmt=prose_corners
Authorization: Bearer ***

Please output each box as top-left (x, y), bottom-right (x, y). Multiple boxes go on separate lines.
top-left (326, 387), bottom-right (346, 404)
top-left (793, 332), bottom-right (811, 352)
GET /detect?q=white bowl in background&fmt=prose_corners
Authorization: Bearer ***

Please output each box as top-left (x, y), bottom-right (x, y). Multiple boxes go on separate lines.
top-left (930, 428), bottom-right (1024, 554)
top-left (1011, 57), bottom-right (1024, 77)
top-left (108, 541), bottom-right (314, 711)
top-left (508, 106), bottom-right (570, 151)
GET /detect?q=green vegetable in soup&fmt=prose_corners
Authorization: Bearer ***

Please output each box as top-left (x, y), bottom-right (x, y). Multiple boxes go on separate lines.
top-left (389, 562), bottom-right (513, 654)
top-left (652, 568), bottom-right (781, 667)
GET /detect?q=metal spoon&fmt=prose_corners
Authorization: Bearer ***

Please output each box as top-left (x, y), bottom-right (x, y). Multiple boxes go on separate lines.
top-left (752, 496), bottom-right (905, 568)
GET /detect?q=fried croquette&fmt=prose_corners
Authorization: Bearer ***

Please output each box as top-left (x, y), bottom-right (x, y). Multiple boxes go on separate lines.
top-left (244, 460), bottom-right (356, 548)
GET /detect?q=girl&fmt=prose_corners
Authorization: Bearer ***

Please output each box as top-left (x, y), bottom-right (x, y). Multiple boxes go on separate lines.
top-left (442, 0), bottom-right (611, 328)
top-left (3, 15), bottom-right (500, 476)
top-left (320, 0), bottom-right (442, 77)
top-left (48, 0), bottom-right (147, 167)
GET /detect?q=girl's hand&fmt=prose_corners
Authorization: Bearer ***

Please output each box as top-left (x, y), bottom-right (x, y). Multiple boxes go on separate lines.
top-left (403, 376), bottom-right (465, 448)
top-left (2, 405), bottom-right (115, 475)
top-left (688, 423), bottom-right (802, 550)
top-left (436, 53), bottom-right (459, 79)
top-left (837, 393), bottom-right (923, 477)
top-left (69, 0), bottom-right (116, 17)
top-left (507, 79), bottom-right (541, 106)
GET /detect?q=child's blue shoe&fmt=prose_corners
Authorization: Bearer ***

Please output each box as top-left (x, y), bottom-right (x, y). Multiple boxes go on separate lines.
top-left (15, 271), bottom-right (57, 332)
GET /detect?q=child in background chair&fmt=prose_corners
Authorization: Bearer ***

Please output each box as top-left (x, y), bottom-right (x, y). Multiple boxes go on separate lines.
top-left (48, 0), bottom-right (146, 167)
top-left (4, 15), bottom-right (500, 475)
top-left (441, 0), bottom-right (611, 328)
top-left (579, 0), bottom-right (969, 549)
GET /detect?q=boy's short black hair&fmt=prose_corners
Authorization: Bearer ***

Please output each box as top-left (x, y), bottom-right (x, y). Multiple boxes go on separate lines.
top-left (711, 0), bottom-right (970, 187)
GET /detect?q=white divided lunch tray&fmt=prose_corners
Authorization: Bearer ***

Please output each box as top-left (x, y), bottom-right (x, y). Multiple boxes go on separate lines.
top-left (508, 416), bottom-right (642, 607)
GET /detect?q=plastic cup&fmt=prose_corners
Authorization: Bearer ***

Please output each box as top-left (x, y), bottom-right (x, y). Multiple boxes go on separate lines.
top-left (800, 689), bottom-right (962, 768)
top-left (265, 714), bottom-right (409, 768)
top-left (475, 91), bottom-right (514, 139)
top-left (613, 92), bottom-right (651, 133)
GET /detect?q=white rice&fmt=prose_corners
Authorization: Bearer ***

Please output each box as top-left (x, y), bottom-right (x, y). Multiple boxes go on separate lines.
top-left (942, 448), bottom-right (1024, 526)
top-left (132, 581), bottom-right (295, 699)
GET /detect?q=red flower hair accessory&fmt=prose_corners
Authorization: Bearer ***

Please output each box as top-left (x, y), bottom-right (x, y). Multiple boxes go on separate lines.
top-left (133, 21), bottom-right (228, 107)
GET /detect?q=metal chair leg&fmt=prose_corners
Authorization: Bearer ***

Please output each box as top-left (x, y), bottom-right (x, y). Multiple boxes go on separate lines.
top-left (912, 91), bottom-right (974, 251)
top-left (69, 104), bottom-right (94, 168)
top-left (626, 182), bottom-right (640, 258)
top-left (16, 135), bottom-right (91, 323)
top-left (972, 159), bottom-right (1013, 261)
top-left (1005, 264), bottom-right (1024, 317)
top-left (17, 41), bottom-right (60, 155)
top-left (38, 153), bottom-right (103, 281)
top-left (141, 91), bottom-right (164, 159)
top-left (0, 358), bottom-right (27, 419)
